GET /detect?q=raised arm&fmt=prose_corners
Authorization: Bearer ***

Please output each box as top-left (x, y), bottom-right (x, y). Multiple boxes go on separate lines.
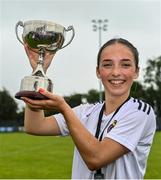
top-left (22, 44), bottom-right (60, 136)
top-left (23, 101), bottom-right (61, 136)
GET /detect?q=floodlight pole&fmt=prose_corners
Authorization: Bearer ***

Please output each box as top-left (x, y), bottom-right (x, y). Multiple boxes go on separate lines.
top-left (92, 19), bottom-right (108, 102)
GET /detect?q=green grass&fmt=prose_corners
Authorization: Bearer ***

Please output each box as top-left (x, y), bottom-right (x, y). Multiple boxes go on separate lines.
top-left (0, 131), bottom-right (161, 179)
top-left (144, 131), bottom-right (161, 179)
top-left (0, 133), bottom-right (74, 179)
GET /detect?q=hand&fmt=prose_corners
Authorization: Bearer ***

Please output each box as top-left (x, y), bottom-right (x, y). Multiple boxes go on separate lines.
top-left (24, 44), bottom-right (56, 73)
top-left (21, 88), bottom-right (68, 113)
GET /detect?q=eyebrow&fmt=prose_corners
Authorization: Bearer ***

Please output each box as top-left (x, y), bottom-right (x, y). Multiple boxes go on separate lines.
top-left (102, 58), bottom-right (132, 62)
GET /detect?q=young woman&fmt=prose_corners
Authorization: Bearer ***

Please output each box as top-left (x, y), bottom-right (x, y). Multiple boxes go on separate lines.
top-left (22, 38), bottom-right (156, 179)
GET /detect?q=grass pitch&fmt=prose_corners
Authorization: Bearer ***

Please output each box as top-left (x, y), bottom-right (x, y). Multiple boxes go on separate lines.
top-left (0, 131), bottom-right (160, 179)
top-left (144, 131), bottom-right (161, 179)
top-left (0, 133), bottom-right (74, 178)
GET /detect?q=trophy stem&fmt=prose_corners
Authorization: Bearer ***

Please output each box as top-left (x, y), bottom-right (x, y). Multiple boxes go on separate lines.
top-left (38, 47), bottom-right (45, 65)
top-left (32, 48), bottom-right (46, 77)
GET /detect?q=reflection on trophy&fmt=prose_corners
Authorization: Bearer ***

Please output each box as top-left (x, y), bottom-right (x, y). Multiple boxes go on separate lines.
top-left (15, 20), bottom-right (75, 100)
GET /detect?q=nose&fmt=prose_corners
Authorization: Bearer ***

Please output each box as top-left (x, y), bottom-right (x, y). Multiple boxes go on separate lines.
top-left (111, 65), bottom-right (121, 77)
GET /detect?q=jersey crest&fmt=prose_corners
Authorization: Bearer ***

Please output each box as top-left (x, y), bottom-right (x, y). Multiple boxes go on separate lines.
top-left (107, 120), bottom-right (117, 133)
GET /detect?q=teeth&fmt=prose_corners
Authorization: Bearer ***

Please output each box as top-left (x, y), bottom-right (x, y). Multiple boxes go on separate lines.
top-left (110, 80), bottom-right (125, 85)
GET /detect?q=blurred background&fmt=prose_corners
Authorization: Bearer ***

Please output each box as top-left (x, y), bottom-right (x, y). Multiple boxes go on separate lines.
top-left (0, 0), bottom-right (161, 179)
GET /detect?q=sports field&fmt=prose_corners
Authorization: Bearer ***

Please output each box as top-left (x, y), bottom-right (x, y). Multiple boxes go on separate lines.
top-left (0, 131), bottom-right (160, 179)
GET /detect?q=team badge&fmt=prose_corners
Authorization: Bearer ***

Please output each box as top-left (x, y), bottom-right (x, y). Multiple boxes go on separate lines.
top-left (107, 120), bottom-right (117, 133)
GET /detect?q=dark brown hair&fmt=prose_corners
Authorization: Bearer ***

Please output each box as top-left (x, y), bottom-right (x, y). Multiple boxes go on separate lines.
top-left (97, 38), bottom-right (139, 69)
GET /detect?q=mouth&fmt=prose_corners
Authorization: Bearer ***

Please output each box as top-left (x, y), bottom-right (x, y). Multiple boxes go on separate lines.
top-left (109, 79), bottom-right (126, 86)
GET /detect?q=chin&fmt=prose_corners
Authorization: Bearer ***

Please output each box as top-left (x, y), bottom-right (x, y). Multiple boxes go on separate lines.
top-left (108, 89), bottom-right (129, 97)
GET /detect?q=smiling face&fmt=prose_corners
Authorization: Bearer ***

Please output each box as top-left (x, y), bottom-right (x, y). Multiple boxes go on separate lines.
top-left (96, 43), bottom-right (139, 98)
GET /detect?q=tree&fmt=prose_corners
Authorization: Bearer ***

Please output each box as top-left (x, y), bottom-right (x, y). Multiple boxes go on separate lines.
top-left (143, 56), bottom-right (161, 111)
top-left (143, 56), bottom-right (161, 130)
top-left (144, 56), bottom-right (161, 90)
top-left (0, 88), bottom-right (18, 121)
top-left (130, 81), bottom-right (147, 100)
top-left (64, 93), bottom-right (82, 107)
top-left (16, 107), bottom-right (25, 126)
top-left (85, 89), bottom-right (100, 103)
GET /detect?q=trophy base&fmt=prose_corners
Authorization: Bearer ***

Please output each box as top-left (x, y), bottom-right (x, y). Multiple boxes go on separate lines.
top-left (15, 90), bottom-right (49, 100)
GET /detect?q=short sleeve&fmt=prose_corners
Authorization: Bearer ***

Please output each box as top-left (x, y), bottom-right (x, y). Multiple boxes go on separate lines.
top-left (54, 103), bottom-right (99, 136)
top-left (54, 113), bottom-right (69, 136)
top-left (104, 108), bottom-right (156, 152)
top-left (54, 105), bottom-right (83, 136)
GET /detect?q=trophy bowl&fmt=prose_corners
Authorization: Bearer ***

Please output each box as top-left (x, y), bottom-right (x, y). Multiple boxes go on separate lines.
top-left (15, 20), bottom-right (75, 100)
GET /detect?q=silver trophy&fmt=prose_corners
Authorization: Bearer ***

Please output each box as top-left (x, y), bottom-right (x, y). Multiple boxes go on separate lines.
top-left (15, 20), bottom-right (75, 100)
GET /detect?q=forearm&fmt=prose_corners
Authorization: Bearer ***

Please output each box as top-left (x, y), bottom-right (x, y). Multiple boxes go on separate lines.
top-left (62, 104), bottom-right (100, 170)
top-left (62, 105), bottom-right (128, 171)
top-left (24, 105), bottom-right (45, 134)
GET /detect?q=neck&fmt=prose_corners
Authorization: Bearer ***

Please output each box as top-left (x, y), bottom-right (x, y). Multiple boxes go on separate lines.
top-left (104, 93), bottom-right (130, 115)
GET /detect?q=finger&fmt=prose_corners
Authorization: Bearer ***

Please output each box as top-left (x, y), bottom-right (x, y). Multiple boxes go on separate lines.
top-left (21, 99), bottom-right (43, 109)
top-left (21, 96), bottom-right (53, 110)
top-left (28, 104), bottom-right (43, 109)
top-left (27, 101), bottom-right (53, 110)
top-left (38, 88), bottom-right (55, 100)
top-left (21, 97), bottom-right (45, 106)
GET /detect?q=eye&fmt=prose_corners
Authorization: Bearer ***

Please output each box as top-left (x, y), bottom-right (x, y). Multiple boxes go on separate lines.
top-left (101, 62), bottom-right (112, 68)
top-left (122, 63), bottom-right (132, 68)
top-left (104, 63), bottom-right (112, 67)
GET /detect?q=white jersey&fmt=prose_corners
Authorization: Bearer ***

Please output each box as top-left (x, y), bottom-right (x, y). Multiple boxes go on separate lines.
top-left (54, 97), bottom-right (156, 179)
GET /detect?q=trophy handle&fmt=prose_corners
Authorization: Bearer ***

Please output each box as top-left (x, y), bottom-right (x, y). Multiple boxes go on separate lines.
top-left (60, 26), bottom-right (75, 49)
top-left (15, 21), bottom-right (24, 45)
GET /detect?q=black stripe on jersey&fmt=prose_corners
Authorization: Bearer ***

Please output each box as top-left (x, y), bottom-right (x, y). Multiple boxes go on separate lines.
top-left (134, 98), bottom-right (151, 115)
top-left (143, 102), bottom-right (147, 112)
top-left (147, 105), bottom-right (151, 115)
top-left (137, 99), bottom-right (142, 110)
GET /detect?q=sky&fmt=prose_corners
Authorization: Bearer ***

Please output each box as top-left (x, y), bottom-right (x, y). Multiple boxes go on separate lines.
top-left (0, 0), bottom-right (161, 109)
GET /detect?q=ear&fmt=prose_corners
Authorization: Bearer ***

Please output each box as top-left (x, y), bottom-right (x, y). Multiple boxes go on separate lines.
top-left (134, 67), bottom-right (140, 79)
top-left (96, 66), bottom-right (101, 79)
